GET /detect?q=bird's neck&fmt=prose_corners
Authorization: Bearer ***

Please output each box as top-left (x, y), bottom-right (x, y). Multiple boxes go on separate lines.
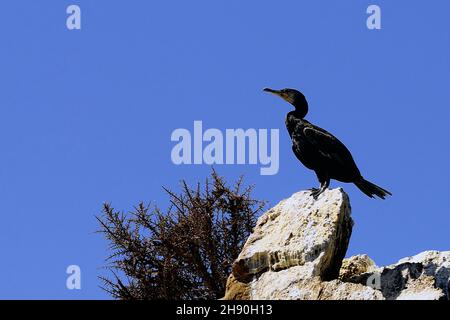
top-left (292, 97), bottom-right (308, 118)
top-left (290, 108), bottom-right (307, 119)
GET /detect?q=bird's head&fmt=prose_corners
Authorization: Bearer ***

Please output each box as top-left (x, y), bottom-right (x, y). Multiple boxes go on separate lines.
top-left (263, 87), bottom-right (309, 118)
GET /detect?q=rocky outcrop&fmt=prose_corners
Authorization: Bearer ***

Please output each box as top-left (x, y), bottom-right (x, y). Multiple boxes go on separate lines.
top-left (343, 250), bottom-right (450, 300)
top-left (224, 188), bottom-right (450, 300)
top-left (339, 254), bottom-right (378, 282)
top-left (232, 188), bottom-right (353, 282)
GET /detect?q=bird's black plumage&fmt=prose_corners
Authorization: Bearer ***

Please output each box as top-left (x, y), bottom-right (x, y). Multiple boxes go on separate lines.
top-left (264, 87), bottom-right (391, 200)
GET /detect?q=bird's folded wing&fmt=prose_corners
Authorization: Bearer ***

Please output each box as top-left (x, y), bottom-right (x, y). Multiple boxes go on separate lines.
top-left (302, 126), bottom-right (350, 165)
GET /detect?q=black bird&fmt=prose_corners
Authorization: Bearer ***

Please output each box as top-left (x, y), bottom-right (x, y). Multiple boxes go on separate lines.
top-left (264, 87), bottom-right (391, 200)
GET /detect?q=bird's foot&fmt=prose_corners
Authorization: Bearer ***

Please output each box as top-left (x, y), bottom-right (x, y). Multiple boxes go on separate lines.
top-left (310, 188), bottom-right (325, 200)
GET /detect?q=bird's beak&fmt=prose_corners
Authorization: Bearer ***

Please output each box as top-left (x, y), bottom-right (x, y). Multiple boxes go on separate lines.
top-left (263, 87), bottom-right (281, 96)
top-left (264, 87), bottom-right (297, 106)
top-left (264, 87), bottom-right (288, 102)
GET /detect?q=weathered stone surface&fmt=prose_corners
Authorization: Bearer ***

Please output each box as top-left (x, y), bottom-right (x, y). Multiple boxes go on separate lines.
top-left (393, 251), bottom-right (450, 299)
top-left (232, 188), bottom-right (353, 282)
top-left (244, 268), bottom-right (383, 300)
top-left (395, 275), bottom-right (444, 300)
top-left (339, 254), bottom-right (378, 282)
top-left (222, 274), bottom-right (250, 300)
top-left (224, 188), bottom-right (450, 300)
top-left (348, 250), bottom-right (450, 300)
top-left (223, 271), bottom-right (384, 300)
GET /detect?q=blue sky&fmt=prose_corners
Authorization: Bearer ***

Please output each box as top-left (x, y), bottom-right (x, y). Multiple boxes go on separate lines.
top-left (0, 1), bottom-right (449, 299)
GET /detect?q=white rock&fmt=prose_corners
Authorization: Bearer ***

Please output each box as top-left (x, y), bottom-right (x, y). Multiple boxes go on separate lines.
top-left (224, 188), bottom-right (450, 300)
top-left (379, 250), bottom-right (450, 300)
top-left (232, 188), bottom-right (353, 282)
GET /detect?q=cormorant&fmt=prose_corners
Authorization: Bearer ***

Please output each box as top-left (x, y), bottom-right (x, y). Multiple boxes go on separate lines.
top-left (263, 87), bottom-right (391, 200)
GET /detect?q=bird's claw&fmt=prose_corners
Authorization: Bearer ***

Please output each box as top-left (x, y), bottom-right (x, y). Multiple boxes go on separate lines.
top-left (310, 188), bottom-right (324, 200)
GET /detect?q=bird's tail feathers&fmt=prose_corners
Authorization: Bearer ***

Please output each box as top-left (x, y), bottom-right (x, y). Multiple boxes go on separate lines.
top-left (355, 178), bottom-right (392, 200)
